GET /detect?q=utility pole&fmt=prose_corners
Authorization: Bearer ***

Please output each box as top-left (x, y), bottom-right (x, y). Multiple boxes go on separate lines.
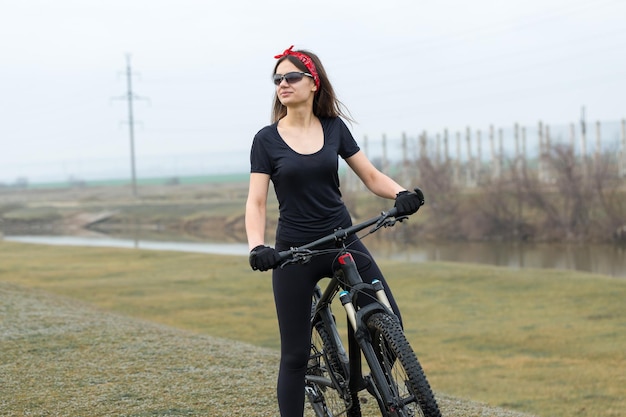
top-left (113, 54), bottom-right (148, 198)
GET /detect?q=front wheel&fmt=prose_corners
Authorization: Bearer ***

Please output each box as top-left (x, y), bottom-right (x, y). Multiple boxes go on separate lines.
top-left (306, 317), bottom-right (361, 416)
top-left (366, 312), bottom-right (441, 417)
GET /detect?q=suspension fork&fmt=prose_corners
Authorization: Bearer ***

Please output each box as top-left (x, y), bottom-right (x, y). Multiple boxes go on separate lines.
top-left (344, 299), bottom-right (404, 413)
top-left (312, 282), bottom-right (349, 374)
top-left (337, 253), bottom-right (403, 413)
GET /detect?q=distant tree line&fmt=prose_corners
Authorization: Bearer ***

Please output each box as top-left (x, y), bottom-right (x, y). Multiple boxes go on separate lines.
top-left (343, 119), bottom-right (626, 244)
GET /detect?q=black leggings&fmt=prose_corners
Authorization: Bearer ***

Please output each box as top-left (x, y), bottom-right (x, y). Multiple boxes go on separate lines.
top-left (272, 237), bottom-right (402, 417)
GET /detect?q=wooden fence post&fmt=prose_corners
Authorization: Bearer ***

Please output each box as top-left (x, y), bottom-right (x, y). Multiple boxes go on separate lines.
top-left (522, 126), bottom-right (527, 172)
top-left (580, 116), bottom-right (588, 179)
top-left (476, 129), bottom-right (482, 183)
top-left (466, 126), bottom-right (474, 187)
top-left (620, 119), bottom-right (626, 178)
top-left (382, 134), bottom-right (388, 175)
top-left (444, 129), bottom-right (450, 164)
top-left (498, 127), bottom-right (504, 178)
top-left (545, 124), bottom-right (551, 152)
top-left (595, 121), bottom-right (602, 169)
top-left (455, 131), bottom-right (461, 185)
top-left (419, 131), bottom-right (427, 160)
top-left (401, 132), bottom-right (410, 185)
top-left (489, 125), bottom-right (499, 180)
top-left (544, 121), bottom-right (550, 181)
top-left (538, 121), bottom-right (545, 182)
top-left (514, 123), bottom-right (521, 174)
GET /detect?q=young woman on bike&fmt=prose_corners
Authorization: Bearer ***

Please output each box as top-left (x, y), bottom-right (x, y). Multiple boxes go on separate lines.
top-left (245, 45), bottom-right (423, 417)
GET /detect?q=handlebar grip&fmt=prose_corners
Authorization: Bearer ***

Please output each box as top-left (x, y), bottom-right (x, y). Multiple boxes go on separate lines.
top-left (413, 187), bottom-right (425, 206)
top-left (278, 250), bottom-right (292, 260)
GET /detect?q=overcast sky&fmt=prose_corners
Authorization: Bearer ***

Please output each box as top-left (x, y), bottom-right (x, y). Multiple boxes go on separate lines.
top-left (1, 0), bottom-right (625, 182)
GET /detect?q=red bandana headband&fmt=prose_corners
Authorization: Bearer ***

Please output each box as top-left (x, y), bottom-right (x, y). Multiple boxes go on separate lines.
top-left (274, 45), bottom-right (320, 90)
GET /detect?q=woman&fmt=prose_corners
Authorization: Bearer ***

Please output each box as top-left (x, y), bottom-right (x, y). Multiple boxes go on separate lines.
top-left (245, 45), bottom-right (423, 417)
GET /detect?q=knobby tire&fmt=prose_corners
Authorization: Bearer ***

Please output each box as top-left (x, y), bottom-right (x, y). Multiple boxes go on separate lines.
top-left (366, 312), bottom-right (441, 417)
top-left (306, 318), bottom-right (361, 416)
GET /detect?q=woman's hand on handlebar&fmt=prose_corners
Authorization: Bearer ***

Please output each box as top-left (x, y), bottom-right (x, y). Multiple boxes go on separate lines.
top-left (394, 187), bottom-right (425, 216)
top-left (249, 245), bottom-right (282, 271)
top-left (249, 191), bottom-right (424, 271)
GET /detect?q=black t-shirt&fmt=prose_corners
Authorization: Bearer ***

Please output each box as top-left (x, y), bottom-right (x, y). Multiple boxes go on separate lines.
top-left (250, 117), bottom-right (360, 244)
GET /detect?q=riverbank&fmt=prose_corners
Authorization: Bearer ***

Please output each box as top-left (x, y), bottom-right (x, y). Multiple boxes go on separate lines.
top-left (2, 181), bottom-right (626, 277)
top-left (5, 233), bottom-right (626, 277)
top-left (0, 180), bottom-right (252, 241)
top-left (3, 177), bottom-right (626, 244)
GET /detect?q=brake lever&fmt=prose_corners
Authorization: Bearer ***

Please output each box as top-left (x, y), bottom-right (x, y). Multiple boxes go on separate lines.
top-left (369, 213), bottom-right (410, 233)
top-left (279, 249), bottom-right (313, 269)
top-left (395, 215), bottom-right (410, 223)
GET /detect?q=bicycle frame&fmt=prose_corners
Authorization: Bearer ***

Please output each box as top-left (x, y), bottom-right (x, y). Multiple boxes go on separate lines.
top-left (310, 247), bottom-right (410, 414)
top-left (279, 202), bottom-right (434, 416)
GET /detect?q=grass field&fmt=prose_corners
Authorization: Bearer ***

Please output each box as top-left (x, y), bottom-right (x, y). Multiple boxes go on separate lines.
top-left (1, 279), bottom-right (536, 417)
top-left (1, 241), bottom-right (624, 416)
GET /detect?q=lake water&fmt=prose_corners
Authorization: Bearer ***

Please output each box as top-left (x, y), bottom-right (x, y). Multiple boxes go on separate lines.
top-left (4, 234), bottom-right (625, 278)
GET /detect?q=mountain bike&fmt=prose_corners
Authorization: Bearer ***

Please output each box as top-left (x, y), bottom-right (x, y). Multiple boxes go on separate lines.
top-left (277, 201), bottom-right (441, 417)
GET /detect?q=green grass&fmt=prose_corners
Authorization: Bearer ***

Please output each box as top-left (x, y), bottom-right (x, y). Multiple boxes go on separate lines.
top-left (0, 281), bottom-right (535, 417)
top-left (0, 281), bottom-right (281, 416)
top-left (1, 241), bottom-right (625, 416)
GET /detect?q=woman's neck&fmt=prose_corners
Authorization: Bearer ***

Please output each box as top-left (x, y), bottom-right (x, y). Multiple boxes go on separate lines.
top-left (281, 107), bottom-right (316, 128)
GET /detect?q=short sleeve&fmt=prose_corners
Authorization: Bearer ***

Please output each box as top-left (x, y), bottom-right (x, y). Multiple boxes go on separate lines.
top-left (250, 128), bottom-right (273, 174)
top-left (337, 118), bottom-right (360, 159)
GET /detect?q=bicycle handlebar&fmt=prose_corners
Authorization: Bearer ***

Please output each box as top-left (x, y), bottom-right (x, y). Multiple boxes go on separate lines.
top-left (277, 187), bottom-right (424, 266)
top-left (277, 206), bottom-right (404, 263)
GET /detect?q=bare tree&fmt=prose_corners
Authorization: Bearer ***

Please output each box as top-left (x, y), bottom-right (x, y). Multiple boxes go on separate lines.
top-left (412, 156), bottom-right (463, 240)
top-left (349, 130), bottom-right (625, 243)
top-left (472, 157), bottom-right (534, 241)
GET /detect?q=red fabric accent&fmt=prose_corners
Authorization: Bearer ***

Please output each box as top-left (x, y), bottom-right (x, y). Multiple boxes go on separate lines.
top-left (274, 45), bottom-right (320, 90)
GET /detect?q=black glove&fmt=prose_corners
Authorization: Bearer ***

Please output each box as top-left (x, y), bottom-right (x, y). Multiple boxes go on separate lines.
top-left (249, 245), bottom-right (281, 271)
top-left (394, 188), bottom-right (425, 216)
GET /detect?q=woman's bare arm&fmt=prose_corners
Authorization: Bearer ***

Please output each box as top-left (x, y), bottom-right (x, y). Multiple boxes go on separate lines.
top-left (345, 150), bottom-right (406, 199)
top-left (245, 172), bottom-right (271, 250)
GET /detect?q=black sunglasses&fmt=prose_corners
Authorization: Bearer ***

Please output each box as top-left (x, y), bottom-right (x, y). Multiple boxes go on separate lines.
top-left (273, 71), bottom-right (313, 86)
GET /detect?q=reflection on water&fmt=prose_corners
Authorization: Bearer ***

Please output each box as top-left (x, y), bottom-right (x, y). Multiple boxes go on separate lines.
top-left (3, 234), bottom-right (625, 278)
top-left (368, 239), bottom-right (626, 278)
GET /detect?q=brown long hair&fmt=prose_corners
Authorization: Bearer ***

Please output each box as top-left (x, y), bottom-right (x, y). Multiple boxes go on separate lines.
top-left (271, 49), bottom-right (354, 124)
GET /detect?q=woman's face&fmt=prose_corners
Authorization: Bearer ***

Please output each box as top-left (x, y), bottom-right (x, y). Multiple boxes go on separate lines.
top-left (274, 59), bottom-right (317, 107)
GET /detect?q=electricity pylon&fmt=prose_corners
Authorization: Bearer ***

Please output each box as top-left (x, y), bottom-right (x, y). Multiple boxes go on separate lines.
top-left (113, 54), bottom-right (148, 197)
